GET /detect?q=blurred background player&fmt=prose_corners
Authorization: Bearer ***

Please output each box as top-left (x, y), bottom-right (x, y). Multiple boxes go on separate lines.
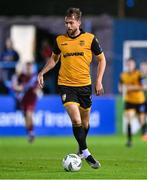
top-left (140, 62), bottom-right (147, 127)
top-left (118, 58), bottom-right (147, 147)
top-left (12, 62), bottom-right (38, 143)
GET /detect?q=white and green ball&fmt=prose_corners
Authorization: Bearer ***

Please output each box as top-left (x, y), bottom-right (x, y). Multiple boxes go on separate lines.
top-left (62, 154), bottom-right (82, 172)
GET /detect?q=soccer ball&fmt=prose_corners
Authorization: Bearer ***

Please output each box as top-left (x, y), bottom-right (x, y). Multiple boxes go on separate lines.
top-left (62, 153), bottom-right (82, 172)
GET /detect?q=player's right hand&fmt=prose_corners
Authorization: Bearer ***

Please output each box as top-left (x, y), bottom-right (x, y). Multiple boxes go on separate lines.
top-left (95, 80), bottom-right (104, 96)
top-left (38, 72), bottom-right (44, 88)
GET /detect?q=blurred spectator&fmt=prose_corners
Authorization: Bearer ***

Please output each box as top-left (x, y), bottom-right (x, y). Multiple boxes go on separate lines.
top-left (1, 38), bottom-right (19, 62)
top-left (12, 62), bottom-right (39, 143)
top-left (39, 39), bottom-right (58, 94)
top-left (0, 68), bottom-right (9, 94)
top-left (0, 38), bottom-right (19, 80)
top-left (40, 40), bottom-right (52, 63)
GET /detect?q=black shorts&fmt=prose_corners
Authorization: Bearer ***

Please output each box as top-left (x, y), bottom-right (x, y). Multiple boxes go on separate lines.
top-left (124, 102), bottom-right (146, 114)
top-left (58, 85), bottom-right (92, 109)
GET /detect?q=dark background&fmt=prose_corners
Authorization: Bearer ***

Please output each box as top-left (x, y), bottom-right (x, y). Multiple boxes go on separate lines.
top-left (0, 0), bottom-right (147, 19)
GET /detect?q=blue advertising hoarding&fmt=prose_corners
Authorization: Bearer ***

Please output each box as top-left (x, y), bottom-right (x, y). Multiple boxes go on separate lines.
top-left (0, 96), bottom-right (116, 136)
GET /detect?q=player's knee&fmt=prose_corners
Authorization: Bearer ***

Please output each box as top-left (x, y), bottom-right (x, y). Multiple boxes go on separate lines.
top-left (82, 122), bottom-right (89, 129)
top-left (72, 119), bottom-right (81, 126)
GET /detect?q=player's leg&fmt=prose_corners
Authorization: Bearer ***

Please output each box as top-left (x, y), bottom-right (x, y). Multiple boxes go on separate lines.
top-left (75, 86), bottom-right (100, 168)
top-left (139, 114), bottom-right (147, 141)
top-left (65, 103), bottom-right (100, 169)
top-left (58, 85), bottom-right (86, 149)
top-left (77, 107), bottom-right (90, 157)
top-left (21, 97), bottom-right (36, 143)
top-left (80, 107), bottom-right (90, 134)
top-left (138, 113), bottom-right (146, 133)
top-left (145, 101), bottom-right (147, 122)
top-left (125, 109), bottom-right (134, 146)
top-left (145, 101), bottom-right (147, 130)
top-left (137, 103), bottom-right (147, 141)
top-left (65, 103), bottom-right (87, 152)
top-left (59, 85), bottom-right (100, 168)
top-left (124, 102), bottom-right (136, 147)
top-left (24, 110), bottom-right (35, 143)
top-left (80, 107), bottom-right (101, 168)
top-left (78, 85), bottom-right (92, 140)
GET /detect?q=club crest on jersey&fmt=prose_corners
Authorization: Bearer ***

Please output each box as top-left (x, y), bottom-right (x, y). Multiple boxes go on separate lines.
top-left (79, 40), bottom-right (85, 46)
top-left (62, 94), bottom-right (66, 101)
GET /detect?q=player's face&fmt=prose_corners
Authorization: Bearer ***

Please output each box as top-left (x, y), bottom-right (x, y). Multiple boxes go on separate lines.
top-left (126, 60), bottom-right (136, 72)
top-left (65, 16), bottom-right (81, 36)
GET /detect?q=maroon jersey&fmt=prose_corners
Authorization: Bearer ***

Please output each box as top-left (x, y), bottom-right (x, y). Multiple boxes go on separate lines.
top-left (18, 73), bottom-right (38, 111)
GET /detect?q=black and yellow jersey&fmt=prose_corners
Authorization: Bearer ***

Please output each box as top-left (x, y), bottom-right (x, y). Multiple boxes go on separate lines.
top-left (120, 70), bottom-right (145, 104)
top-left (53, 30), bottom-right (103, 86)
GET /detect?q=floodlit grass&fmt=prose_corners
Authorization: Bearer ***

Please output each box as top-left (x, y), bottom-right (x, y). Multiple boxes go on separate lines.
top-left (0, 135), bottom-right (147, 179)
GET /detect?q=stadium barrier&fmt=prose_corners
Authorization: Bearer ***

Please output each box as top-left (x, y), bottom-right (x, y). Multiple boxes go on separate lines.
top-left (0, 96), bottom-right (116, 136)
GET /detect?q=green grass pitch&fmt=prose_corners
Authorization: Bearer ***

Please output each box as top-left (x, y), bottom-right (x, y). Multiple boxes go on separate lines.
top-left (0, 135), bottom-right (147, 179)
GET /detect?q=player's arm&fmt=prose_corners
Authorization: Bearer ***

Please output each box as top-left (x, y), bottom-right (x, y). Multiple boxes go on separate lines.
top-left (11, 74), bottom-right (23, 92)
top-left (126, 84), bottom-right (142, 91)
top-left (118, 75), bottom-right (123, 93)
top-left (38, 37), bottom-right (61, 88)
top-left (140, 73), bottom-right (147, 90)
top-left (38, 53), bottom-right (60, 88)
top-left (95, 52), bottom-right (106, 95)
top-left (91, 36), bottom-right (106, 95)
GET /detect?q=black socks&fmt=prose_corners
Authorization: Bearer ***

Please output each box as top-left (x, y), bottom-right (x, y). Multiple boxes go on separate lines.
top-left (141, 123), bottom-right (147, 135)
top-left (72, 125), bottom-right (87, 151)
top-left (127, 123), bottom-right (132, 142)
top-left (84, 125), bottom-right (90, 137)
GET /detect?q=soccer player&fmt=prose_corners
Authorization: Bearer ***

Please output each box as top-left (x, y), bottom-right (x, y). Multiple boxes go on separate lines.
top-left (140, 62), bottom-right (147, 133)
top-left (12, 62), bottom-right (38, 143)
top-left (38, 7), bottom-right (106, 169)
top-left (118, 58), bottom-right (147, 147)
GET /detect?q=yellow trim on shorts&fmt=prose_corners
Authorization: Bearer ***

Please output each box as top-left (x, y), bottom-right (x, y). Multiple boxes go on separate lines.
top-left (64, 102), bottom-right (80, 107)
top-left (79, 106), bottom-right (91, 111)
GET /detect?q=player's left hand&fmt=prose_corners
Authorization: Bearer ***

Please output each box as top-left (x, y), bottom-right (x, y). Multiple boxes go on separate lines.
top-left (95, 81), bottom-right (104, 96)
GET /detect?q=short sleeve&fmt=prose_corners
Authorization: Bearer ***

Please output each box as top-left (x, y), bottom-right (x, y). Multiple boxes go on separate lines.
top-left (91, 36), bottom-right (103, 55)
top-left (53, 38), bottom-right (61, 54)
